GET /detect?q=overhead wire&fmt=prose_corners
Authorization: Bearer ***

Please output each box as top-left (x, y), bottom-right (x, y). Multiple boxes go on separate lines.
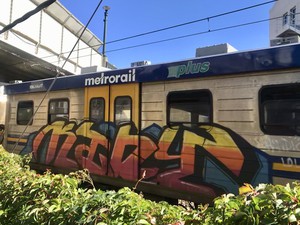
top-left (14, 0), bottom-right (278, 63)
top-left (52, 0), bottom-right (278, 60)
top-left (106, 17), bottom-right (274, 53)
top-left (46, 14), bottom-right (283, 62)
top-left (3, 1), bottom-right (278, 69)
top-left (3, 13), bottom-right (286, 68)
top-left (105, 0), bottom-right (278, 45)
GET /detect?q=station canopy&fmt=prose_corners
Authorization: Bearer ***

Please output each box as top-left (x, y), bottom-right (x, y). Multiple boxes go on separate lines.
top-left (0, 40), bottom-right (72, 83)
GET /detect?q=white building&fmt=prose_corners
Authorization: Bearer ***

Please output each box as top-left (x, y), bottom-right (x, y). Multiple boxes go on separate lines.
top-left (270, 0), bottom-right (300, 46)
top-left (195, 43), bottom-right (237, 58)
top-left (0, 0), bottom-right (111, 81)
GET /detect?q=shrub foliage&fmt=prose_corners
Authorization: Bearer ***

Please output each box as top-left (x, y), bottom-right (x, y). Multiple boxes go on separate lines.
top-left (0, 146), bottom-right (299, 225)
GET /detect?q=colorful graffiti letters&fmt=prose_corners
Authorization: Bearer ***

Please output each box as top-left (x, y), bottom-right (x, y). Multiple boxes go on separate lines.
top-left (22, 119), bottom-right (271, 199)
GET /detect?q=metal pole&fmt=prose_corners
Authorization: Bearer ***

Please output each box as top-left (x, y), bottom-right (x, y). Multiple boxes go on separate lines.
top-left (102, 6), bottom-right (110, 57)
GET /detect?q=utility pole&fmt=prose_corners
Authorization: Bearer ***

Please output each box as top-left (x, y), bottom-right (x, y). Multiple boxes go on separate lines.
top-left (102, 6), bottom-right (110, 58)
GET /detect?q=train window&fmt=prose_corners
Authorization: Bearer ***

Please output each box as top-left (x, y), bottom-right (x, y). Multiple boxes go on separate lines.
top-left (89, 98), bottom-right (105, 122)
top-left (17, 101), bottom-right (33, 125)
top-left (167, 90), bottom-right (212, 127)
top-left (114, 96), bottom-right (132, 125)
top-left (48, 98), bottom-right (69, 123)
top-left (260, 84), bottom-right (300, 136)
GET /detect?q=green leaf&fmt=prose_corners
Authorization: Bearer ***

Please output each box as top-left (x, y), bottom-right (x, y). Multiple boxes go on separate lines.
top-left (28, 207), bottom-right (40, 216)
top-left (137, 219), bottom-right (151, 225)
top-left (275, 199), bottom-right (283, 208)
top-left (48, 205), bottom-right (58, 213)
top-left (228, 201), bottom-right (239, 209)
top-left (288, 214), bottom-right (297, 223)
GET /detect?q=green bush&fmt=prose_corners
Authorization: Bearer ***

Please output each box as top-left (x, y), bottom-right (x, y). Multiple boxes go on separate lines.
top-left (200, 183), bottom-right (300, 225)
top-left (0, 146), bottom-right (299, 225)
top-left (0, 147), bottom-right (185, 225)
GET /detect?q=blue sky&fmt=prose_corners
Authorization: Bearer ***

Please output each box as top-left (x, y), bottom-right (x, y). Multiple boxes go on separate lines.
top-left (58, 0), bottom-right (275, 69)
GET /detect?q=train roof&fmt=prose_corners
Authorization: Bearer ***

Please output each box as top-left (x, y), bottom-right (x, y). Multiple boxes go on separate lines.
top-left (4, 43), bottom-right (300, 95)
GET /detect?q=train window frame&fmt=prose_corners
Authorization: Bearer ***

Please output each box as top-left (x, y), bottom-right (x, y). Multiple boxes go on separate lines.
top-left (89, 97), bottom-right (105, 122)
top-left (259, 84), bottom-right (300, 136)
top-left (17, 101), bottom-right (34, 125)
top-left (114, 96), bottom-right (132, 125)
top-left (48, 98), bottom-right (69, 124)
top-left (167, 89), bottom-right (213, 128)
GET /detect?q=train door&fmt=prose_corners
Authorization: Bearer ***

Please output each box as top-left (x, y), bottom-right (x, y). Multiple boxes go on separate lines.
top-left (84, 83), bottom-right (140, 181)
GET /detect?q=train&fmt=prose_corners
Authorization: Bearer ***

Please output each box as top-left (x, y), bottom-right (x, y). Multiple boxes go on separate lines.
top-left (2, 43), bottom-right (300, 204)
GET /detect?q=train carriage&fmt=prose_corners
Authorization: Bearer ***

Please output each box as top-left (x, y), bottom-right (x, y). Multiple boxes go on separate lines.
top-left (3, 43), bottom-right (300, 204)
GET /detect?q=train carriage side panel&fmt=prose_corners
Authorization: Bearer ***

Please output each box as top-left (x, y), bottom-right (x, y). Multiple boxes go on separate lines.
top-left (141, 82), bottom-right (166, 128)
top-left (140, 68), bottom-right (300, 202)
top-left (4, 89), bottom-right (85, 156)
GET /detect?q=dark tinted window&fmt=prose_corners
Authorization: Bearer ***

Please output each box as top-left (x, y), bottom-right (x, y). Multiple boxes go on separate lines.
top-left (90, 98), bottom-right (105, 122)
top-left (260, 84), bottom-right (300, 136)
top-left (167, 90), bottom-right (212, 127)
top-left (114, 96), bottom-right (132, 125)
top-left (17, 101), bottom-right (33, 125)
top-left (48, 99), bottom-right (69, 123)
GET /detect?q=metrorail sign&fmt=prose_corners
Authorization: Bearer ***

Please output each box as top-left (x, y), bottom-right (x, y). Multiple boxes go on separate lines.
top-left (84, 69), bottom-right (136, 86)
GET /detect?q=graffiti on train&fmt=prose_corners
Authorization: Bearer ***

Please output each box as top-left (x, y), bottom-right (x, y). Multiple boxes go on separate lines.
top-left (21, 119), bottom-right (270, 196)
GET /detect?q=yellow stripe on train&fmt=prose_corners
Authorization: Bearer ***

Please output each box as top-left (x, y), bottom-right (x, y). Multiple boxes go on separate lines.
top-left (272, 163), bottom-right (300, 173)
top-left (7, 137), bottom-right (27, 144)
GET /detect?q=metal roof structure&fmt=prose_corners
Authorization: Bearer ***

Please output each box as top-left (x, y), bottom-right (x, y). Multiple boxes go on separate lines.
top-left (0, 40), bottom-right (72, 83)
top-left (30, 0), bottom-right (103, 52)
top-left (0, 0), bottom-right (104, 83)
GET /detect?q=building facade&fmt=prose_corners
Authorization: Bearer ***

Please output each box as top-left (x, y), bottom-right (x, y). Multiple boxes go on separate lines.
top-left (270, 0), bottom-right (300, 46)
